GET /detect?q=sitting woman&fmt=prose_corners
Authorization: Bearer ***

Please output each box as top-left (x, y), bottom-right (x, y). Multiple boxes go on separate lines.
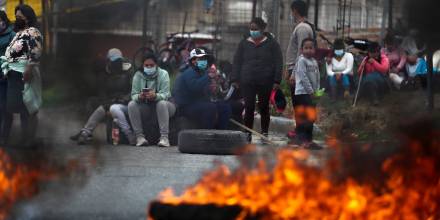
top-left (126, 53), bottom-right (175, 147)
top-left (389, 49), bottom-right (428, 89)
top-left (358, 42), bottom-right (390, 105)
top-left (326, 38), bottom-right (354, 99)
top-left (383, 33), bottom-right (407, 89)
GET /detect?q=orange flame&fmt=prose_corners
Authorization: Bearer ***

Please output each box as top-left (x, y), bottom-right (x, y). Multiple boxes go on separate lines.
top-left (0, 149), bottom-right (97, 219)
top-left (0, 149), bottom-right (57, 219)
top-left (154, 137), bottom-right (440, 219)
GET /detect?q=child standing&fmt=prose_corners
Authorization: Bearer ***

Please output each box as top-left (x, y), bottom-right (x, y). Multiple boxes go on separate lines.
top-left (290, 38), bottom-right (322, 149)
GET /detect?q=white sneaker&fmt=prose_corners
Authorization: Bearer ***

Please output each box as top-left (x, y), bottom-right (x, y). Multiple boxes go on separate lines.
top-left (158, 136), bottom-right (170, 147)
top-left (136, 136), bottom-right (149, 147)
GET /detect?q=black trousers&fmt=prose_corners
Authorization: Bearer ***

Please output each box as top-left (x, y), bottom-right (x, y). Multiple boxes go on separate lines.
top-left (293, 94), bottom-right (316, 142)
top-left (242, 83), bottom-right (272, 134)
top-left (2, 71), bottom-right (38, 143)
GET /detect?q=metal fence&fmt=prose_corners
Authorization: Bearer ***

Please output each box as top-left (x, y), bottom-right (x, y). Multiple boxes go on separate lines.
top-left (47, 0), bottom-right (404, 66)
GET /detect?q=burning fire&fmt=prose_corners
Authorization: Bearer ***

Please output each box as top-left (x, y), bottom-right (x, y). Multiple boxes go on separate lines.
top-left (0, 149), bottom-right (97, 219)
top-left (0, 149), bottom-right (55, 219)
top-left (154, 127), bottom-right (440, 219)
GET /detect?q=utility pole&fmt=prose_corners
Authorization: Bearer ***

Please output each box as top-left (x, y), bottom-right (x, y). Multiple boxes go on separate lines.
top-left (314, 0), bottom-right (319, 30)
top-left (142, 0), bottom-right (149, 47)
top-left (252, 0), bottom-right (257, 18)
top-left (388, 0), bottom-right (393, 29)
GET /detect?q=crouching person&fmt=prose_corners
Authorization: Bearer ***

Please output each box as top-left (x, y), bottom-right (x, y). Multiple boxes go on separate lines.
top-left (128, 53), bottom-right (175, 147)
top-left (173, 48), bottom-right (231, 129)
top-left (358, 42), bottom-right (390, 106)
top-left (70, 48), bottom-right (132, 144)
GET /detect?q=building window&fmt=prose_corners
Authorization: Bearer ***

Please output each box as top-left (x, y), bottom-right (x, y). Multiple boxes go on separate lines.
top-left (226, 1), bottom-right (253, 24)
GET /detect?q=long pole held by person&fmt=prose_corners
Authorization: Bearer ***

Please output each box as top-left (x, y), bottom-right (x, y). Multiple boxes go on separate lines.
top-left (352, 58), bottom-right (367, 107)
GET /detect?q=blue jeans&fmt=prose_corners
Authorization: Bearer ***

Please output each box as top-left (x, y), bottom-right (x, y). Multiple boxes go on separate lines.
top-left (182, 101), bottom-right (232, 129)
top-left (328, 74), bottom-right (350, 88)
top-left (361, 72), bottom-right (387, 101)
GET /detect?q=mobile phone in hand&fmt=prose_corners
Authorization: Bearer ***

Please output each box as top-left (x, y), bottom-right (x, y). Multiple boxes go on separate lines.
top-left (142, 88), bottom-right (151, 93)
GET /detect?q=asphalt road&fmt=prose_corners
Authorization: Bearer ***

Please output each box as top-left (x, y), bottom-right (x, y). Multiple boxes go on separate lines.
top-left (3, 108), bottom-right (324, 220)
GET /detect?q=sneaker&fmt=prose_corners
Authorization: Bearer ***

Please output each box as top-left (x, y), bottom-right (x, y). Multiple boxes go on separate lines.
top-left (246, 132), bottom-right (252, 143)
top-left (136, 136), bottom-right (149, 147)
top-left (77, 131), bottom-right (92, 145)
top-left (71, 131), bottom-right (92, 142)
top-left (158, 136), bottom-right (170, 147)
top-left (260, 133), bottom-right (270, 145)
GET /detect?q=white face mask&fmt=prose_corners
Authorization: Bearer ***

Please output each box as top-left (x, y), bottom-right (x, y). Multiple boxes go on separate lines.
top-left (143, 66), bottom-right (157, 76)
top-left (334, 49), bottom-right (345, 57)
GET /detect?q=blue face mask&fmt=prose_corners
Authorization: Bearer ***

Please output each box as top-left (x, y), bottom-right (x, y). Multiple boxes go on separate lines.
top-left (196, 60), bottom-right (208, 70)
top-left (334, 49), bottom-right (345, 57)
top-left (143, 66), bottom-right (157, 75)
top-left (250, 30), bottom-right (262, 39)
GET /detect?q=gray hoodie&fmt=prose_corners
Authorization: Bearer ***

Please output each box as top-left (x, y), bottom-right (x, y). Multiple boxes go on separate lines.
top-left (285, 22), bottom-right (314, 71)
top-left (293, 55), bottom-right (320, 95)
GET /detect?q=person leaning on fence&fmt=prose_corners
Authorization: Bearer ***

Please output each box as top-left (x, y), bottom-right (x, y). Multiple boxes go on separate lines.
top-left (127, 53), bottom-right (175, 147)
top-left (231, 17), bottom-right (283, 143)
top-left (70, 48), bottom-right (133, 145)
top-left (357, 42), bottom-right (390, 106)
top-left (326, 38), bottom-right (354, 100)
top-left (0, 11), bottom-right (16, 145)
top-left (1, 4), bottom-right (42, 147)
top-left (172, 48), bottom-right (231, 130)
top-left (289, 38), bottom-right (321, 149)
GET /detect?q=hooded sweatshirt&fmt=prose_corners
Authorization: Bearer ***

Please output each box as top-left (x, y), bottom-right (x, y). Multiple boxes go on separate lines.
top-left (172, 65), bottom-right (210, 107)
top-left (358, 53), bottom-right (390, 76)
top-left (131, 67), bottom-right (171, 102)
top-left (231, 32), bottom-right (283, 85)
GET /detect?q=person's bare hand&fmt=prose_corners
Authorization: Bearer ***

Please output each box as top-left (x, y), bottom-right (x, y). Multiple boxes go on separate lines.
top-left (146, 91), bottom-right (156, 101)
top-left (336, 73), bottom-right (342, 80)
top-left (368, 58), bottom-right (375, 64)
top-left (139, 92), bottom-right (147, 101)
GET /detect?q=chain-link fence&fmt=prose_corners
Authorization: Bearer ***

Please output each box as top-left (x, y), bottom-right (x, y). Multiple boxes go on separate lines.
top-left (46, 0), bottom-right (405, 69)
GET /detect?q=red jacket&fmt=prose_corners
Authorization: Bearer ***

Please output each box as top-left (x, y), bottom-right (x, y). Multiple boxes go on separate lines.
top-left (358, 53), bottom-right (390, 76)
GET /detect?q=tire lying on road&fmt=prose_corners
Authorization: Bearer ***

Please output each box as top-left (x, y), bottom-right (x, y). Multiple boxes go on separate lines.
top-left (178, 129), bottom-right (248, 155)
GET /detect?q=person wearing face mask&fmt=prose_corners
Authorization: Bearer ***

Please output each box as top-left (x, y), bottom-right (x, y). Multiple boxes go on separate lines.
top-left (70, 48), bottom-right (133, 145)
top-left (231, 17), bottom-right (283, 142)
top-left (326, 39), bottom-right (354, 100)
top-left (1, 4), bottom-right (42, 146)
top-left (0, 11), bottom-right (15, 145)
top-left (173, 48), bottom-right (231, 130)
top-left (127, 53), bottom-right (174, 147)
top-left (358, 42), bottom-right (390, 106)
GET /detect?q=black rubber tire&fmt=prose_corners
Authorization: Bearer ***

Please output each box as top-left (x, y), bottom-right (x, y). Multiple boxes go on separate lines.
top-left (178, 129), bottom-right (248, 155)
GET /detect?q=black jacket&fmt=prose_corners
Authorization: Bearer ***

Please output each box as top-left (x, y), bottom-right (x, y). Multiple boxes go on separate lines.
top-left (231, 33), bottom-right (283, 85)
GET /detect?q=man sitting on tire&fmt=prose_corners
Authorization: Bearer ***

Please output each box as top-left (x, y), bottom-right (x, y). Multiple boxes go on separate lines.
top-left (127, 53), bottom-right (175, 147)
top-left (172, 48), bottom-right (232, 130)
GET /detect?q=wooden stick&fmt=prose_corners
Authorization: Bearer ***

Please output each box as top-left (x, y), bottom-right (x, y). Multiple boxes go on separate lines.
top-left (353, 59), bottom-right (366, 107)
top-left (229, 119), bottom-right (277, 145)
